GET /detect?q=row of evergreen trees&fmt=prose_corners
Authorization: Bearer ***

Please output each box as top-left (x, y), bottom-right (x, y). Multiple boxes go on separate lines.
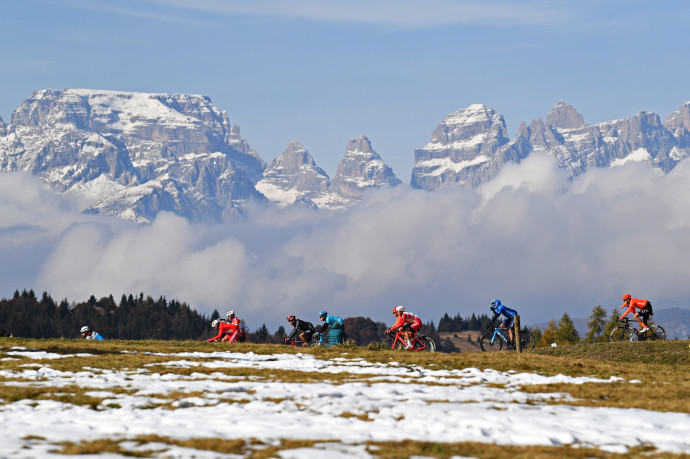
top-left (0, 289), bottom-right (445, 345)
top-left (529, 306), bottom-right (626, 347)
top-left (0, 289), bottom-right (210, 340)
top-left (437, 312), bottom-right (493, 332)
top-left (0, 289), bottom-right (622, 349)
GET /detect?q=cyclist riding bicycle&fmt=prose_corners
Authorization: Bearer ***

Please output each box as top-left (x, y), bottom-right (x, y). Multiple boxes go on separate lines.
top-left (80, 325), bottom-right (104, 340)
top-left (490, 299), bottom-right (517, 345)
top-left (620, 294), bottom-right (653, 333)
top-left (285, 315), bottom-right (315, 346)
top-left (207, 318), bottom-right (240, 343)
top-left (317, 310), bottom-right (345, 345)
top-left (386, 305), bottom-right (422, 349)
top-left (225, 310), bottom-right (246, 342)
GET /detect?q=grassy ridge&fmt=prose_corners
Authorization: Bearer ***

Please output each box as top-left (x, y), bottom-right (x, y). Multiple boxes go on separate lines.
top-left (2, 338), bottom-right (689, 414)
top-left (2, 338), bottom-right (690, 458)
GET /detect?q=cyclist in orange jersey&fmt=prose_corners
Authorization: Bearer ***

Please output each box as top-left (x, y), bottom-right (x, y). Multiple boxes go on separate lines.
top-left (620, 294), bottom-right (653, 333)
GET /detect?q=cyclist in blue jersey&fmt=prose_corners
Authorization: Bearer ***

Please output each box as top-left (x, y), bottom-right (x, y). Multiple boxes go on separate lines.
top-left (317, 310), bottom-right (344, 333)
top-left (490, 299), bottom-right (517, 345)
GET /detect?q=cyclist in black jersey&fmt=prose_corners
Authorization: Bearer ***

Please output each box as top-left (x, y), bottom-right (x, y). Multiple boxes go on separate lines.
top-left (285, 315), bottom-right (315, 346)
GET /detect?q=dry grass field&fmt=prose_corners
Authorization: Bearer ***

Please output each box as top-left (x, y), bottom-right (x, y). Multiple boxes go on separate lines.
top-left (1, 337), bottom-right (689, 458)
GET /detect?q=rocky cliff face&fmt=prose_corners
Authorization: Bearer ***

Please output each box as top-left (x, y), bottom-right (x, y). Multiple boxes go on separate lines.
top-left (412, 101), bottom-right (690, 190)
top-left (526, 103), bottom-right (687, 175)
top-left (664, 102), bottom-right (690, 148)
top-left (0, 89), bottom-right (266, 223)
top-left (331, 136), bottom-right (401, 199)
top-left (255, 140), bottom-right (349, 209)
top-left (546, 101), bottom-right (585, 129)
top-left (2, 89), bottom-right (689, 222)
top-left (411, 104), bottom-right (531, 189)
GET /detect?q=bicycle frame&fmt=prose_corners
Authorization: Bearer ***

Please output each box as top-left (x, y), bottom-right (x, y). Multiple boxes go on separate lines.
top-left (389, 330), bottom-right (428, 351)
top-left (487, 325), bottom-right (510, 346)
top-left (289, 331), bottom-right (328, 347)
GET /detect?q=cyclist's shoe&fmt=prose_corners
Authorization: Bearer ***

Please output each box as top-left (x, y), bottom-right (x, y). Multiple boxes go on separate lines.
top-left (506, 340), bottom-right (515, 350)
top-left (405, 339), bottom-right (413, 349)
top-left (640, 326), bottom-right (649, 333)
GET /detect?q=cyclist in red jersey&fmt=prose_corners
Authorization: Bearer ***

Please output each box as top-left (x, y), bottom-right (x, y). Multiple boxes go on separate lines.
top-left (225, 310), bottom-right (245, 342)
top-left (620, 294), bottom-right (653, 333)
top-left (386, 305), bottom-right (422, 349)
top-left (207, 319), bottom-right (239, 343)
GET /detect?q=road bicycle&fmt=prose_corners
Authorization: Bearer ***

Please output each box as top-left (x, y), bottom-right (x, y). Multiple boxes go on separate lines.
top-left (480, 322), bottom-right (535, 352)
top-left (609, 317), bottom-right (666, 342)
top-left (384, 330), bottom-right (436, 352)
top-left (286, 331), bottom-right (329, 347)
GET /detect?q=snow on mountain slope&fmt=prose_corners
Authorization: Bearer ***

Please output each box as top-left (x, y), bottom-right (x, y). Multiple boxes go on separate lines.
top-left (331, 136), bottom-right (401, 199)
top-left (1, 89), bottom-right (265, 223)
top-left (413, 101), bottom-right (690, 191)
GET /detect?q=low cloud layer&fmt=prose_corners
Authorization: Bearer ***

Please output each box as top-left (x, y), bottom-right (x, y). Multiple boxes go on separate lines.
top-left (2, 154), bottom-right (690, 331)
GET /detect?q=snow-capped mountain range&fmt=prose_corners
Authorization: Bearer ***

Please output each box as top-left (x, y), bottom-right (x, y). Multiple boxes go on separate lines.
top-left (410, 101), bottom-right (690, 190)
top-left (1, 89), bottom-right (689, 223)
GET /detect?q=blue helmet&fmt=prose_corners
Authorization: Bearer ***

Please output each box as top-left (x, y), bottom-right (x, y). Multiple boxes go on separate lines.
top-left (491, 299), bottom-right (501, 308)
top-left (319, 310), bottom-right (328, 317)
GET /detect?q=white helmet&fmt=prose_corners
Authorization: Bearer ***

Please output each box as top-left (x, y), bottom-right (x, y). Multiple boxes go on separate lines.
top-left (226, 310), bottom-right (235, 318)
top-left (394, 305), bottom-right (404, 313)
top-left (80, 326), bottom-right (90, 334)
top-left (211, 319), bottom-right (220, 328)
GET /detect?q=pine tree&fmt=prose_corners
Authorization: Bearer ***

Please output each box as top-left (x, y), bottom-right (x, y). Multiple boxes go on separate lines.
top-left (555, 313), bottom-right (580, 345)
top-left (585, 305), bottom-right (608, 343)
top-left (603, 307), bottom-right (622, 340)
top-left (539, 320), bottom-right (557, 347)
top-left (252, 323), bottom-right (270, 343)
top-left (437, 313), bottom-right (452, 332)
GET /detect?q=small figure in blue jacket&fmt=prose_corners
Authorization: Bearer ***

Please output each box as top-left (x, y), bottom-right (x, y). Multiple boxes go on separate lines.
top-left (490, 299), bottom-right (517, 344)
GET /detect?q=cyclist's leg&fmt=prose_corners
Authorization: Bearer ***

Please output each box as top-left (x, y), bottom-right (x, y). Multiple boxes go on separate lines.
top-left (410, 321), bottom-right (422, 348)
top-left (633, 311), bottom-right (647, 330)
top-left (502, 319), bottom-right (514, 342)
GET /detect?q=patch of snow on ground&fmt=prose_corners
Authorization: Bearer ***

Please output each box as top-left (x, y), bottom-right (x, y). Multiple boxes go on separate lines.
top-left (0, 350), bottom-right (688, 457)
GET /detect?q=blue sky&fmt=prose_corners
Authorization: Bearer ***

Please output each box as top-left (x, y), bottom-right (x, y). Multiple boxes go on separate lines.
top-left (1, 0), bottom-right (689, 179)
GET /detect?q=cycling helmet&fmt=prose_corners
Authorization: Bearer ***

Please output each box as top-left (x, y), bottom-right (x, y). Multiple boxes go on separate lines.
top-left (226, 310), bottom-right (235, 318)
top-left (393, 305), bottom-right (404, 313)
top-left (287, 315), bottom-right (296, 322)
top-left (318, 310), bottom-right (328, 318)
top-left (211, 319), bottom-right (220, 328)
top-left (491, 299), bottom-right (501, 307)
top-left (622, 294), bottom-right (631, 301)
top-left (80, 325), bottom-right (90, 334)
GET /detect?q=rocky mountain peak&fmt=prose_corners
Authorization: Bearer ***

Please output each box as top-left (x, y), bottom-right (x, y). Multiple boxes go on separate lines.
top-left (0, 88), bottom-right (265, 223)
top-left (663, 102), bottom-right (690, 147)
top-left (255, 141), bottom-right (347, 209)
top-left (411, 104), bottom-right (517, 190)
top-left (331, 136), bottom-right (401, 199)
top-left (546, 101), bottom-right (585, 129)
top-left (430, 104), bottom-right (506, 145)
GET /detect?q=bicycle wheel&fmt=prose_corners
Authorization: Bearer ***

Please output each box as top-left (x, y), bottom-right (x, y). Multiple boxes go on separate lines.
top-left (519, 330), bottom-right (535, 349)
top-left (419, 336), bottom-right (436, 352)
top-left (648, 324), bottom-right (666, 341)
top-left (480, 331), bottom-right (503, 352)
top-left (610, 326), bottom-right (632, 342)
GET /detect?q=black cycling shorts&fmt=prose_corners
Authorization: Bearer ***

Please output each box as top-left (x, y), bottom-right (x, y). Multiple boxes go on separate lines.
top-left (637, 301), bottom-right (653, 322)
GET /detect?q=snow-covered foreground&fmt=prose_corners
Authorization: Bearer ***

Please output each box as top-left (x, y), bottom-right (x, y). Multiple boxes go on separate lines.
top-left (1, 347), bottom-right (689, 458)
